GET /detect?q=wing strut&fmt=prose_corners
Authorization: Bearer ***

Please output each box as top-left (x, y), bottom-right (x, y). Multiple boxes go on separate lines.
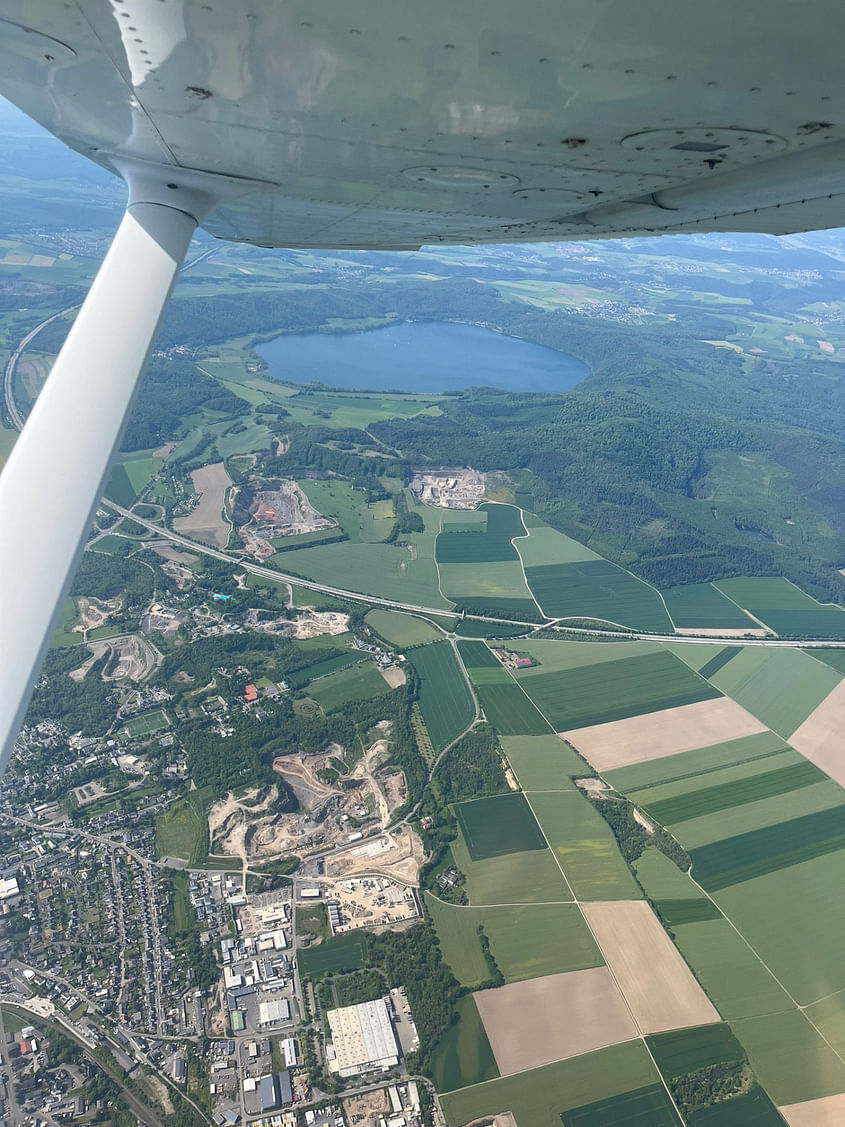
top-left (0, 162), bottom-right (261, 771)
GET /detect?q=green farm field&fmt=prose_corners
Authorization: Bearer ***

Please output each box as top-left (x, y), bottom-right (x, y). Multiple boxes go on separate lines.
top-left (500, 734), bottom-right (588, 788)
top-left (308, 662), bottom-right (391, 711)
top-left (278, 540), bottom-right (451, 608)
top-left (671, 919), bottom-right (792, 1020)
top-left (715, 577), bottom-right (845, 638)
top-left (298, 478), bottom-right (394, 544)
top-left (435, 502), bottom-right (525, 563)
top-left (437, 560), bottom-right (535, 603)
top-left (805, 990), bottom-right (845, 1057)
top-left (155, 794), bottom-right (208, 865)
top-left (605, 730), bottom-right (790, 794)
top-left (364, 608), bottom-right (441, 647)
top-left (657, 779), bottom-right (845, 851)
top-left (666, 641), bottom-right (734, 672)
top-left (440, 1041), bottom-right (661, 1127)
top-left (515, 522), bottom-right (600, 567)
top-left (50, 597), bottom-right (81, 648)
top-left (809, 647), bottom-right (845, 675)
top-left (456, 640), bottom-right (500, 667)
top-left (689, 803), bottom-right (845, 890)
top-left (638, 760), bottom-right (826, 826)
top-left (730, 1010), bottom-right (845, 1105)
top-left (426, 897), bottom-right (602, 984)
top-left (428, 994), bottom-right (498, 1093)
top-left (564, 1085), bottom-right (681, 1127)
top-left (285, 388), bottom-right (442, 430)
top-left (454, 793), bottom-right (547, 860)
top-left (473, 682), bottom-right (551, 735)
top-left (633, 847), bottom-right (705, 900)
top-left (661, 583), bottom-right (757, 630)
top-left (707, 646), bottom-right (840, 737)
top-left (524, 558), bottom-right (673, 632)
top-left (714, 850), bottom-right (845, 1004)
top-left (297, 932), bottom-right (369, 977)
top-left (519, 650), bottom-right (719, 731)
top-left (424, 894), bottom-right (490, 987)
top-left (624, 746), bottom-right (801, 808)
top-left (510, 638), bottom-right (660, 676)
top-left (410, 641), bottom-right (475, 750)
top-left (480, 902), bottom-right (602, 981)
top-left (449, 828), bottom-right (571, 905)
top-left (528, 791), bottom-right (642, 900)
top-left (104, 462), bottom-right (140, 506)
top-left (287, 652), bottom-right (363, 689)
top-left (647, 1023), bottom-right (745, 1079)
top-left (120, 454), bottom-right (162, 494)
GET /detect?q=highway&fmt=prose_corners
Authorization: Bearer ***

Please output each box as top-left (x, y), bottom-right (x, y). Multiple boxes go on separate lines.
top-left (3, 246), bottom-right (214, 431)
top-left (102, 498), bottom-right (845, 648)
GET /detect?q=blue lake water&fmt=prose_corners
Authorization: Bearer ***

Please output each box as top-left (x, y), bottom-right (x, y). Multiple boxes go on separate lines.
top-left (255, 321), bottom-right (588, 394)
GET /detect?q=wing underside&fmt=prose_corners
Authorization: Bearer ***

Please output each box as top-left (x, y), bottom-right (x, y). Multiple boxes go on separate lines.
top-left (1, 0), bottom-right (845, 248)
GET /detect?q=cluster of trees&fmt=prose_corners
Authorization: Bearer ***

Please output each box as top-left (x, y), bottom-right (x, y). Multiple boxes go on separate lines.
top-left (25, 648), bottom-right (113, 735)
top-left (434, 723), bottom-right (507, 803)
top-left (672, 1062), bottom-right (751, 1117)
top-left (121, 357), bottom-right (248, 451)
top-left (368, 921), bottom-right (462, 1075)
top-left (476, 926), bottom-right (505, 988)
top-left (590, 795), bottom-right (690, 872)
top-left (71, 552), bottom-right (153, 608)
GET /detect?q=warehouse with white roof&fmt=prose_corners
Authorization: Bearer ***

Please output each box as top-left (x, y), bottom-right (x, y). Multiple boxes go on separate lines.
top-left (326, 998), bottom-right (399, 1078)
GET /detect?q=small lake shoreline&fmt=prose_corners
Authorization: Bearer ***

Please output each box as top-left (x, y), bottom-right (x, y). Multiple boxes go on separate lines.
top-left (255, 319), bottom-right (588, 395)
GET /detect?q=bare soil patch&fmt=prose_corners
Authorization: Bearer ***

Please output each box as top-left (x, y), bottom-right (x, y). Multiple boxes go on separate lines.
top-left (240, 479), bottom-right (333, 558)
top-left (173, 462), bottom-right (233, 548)
top-left (326, 827), bottom-right (425, 886)
top-left (563, 697), bottom-right (767, 772)
top-left (581, 901), bottom-right (720, 1034)
top-left (474, 968), bottom-right (637, 1076)
top-left (575, 777), bottom-right (610, 794)
top-left (780, 1094), bottom-right (845, 1126)
top-left (145, 541), bottom-right (199, 565)
top-left (789, 678), bottom-right (845, 787)
top-left (76, 595), bottom-right (120, 632)
top-left (342, 1088), bottom-right (390, 1126)
top-left (379, 664), bottom-right (406, 688)
top-left (409, 467), bottom-right (485, 508)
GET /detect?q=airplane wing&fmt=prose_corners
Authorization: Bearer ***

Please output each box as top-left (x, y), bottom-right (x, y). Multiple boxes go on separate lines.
top-left (0, 0), bottom-right (844, 248)
top-left (3, 0), bottom-right (845, 768)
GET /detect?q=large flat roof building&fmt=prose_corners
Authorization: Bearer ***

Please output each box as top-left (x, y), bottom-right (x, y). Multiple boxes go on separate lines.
top-left (326, 998), bottom-right (399, 1078)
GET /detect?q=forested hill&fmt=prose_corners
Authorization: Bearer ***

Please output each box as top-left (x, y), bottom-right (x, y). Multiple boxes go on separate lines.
top-left (134, 235), bottom-right (845, 601)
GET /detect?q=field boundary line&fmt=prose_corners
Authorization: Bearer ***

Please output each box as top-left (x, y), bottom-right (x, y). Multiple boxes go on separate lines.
top-left (686, 864), bottom-right (845, 1076)
top-left (510, 508), bottom-right (546, 620)
top-left (434, 1033), bottom-right (644, 1097)
top-left (710, 582), bottom-right (774, 634)
top-left (521, 788), bottom-right (687, 1123)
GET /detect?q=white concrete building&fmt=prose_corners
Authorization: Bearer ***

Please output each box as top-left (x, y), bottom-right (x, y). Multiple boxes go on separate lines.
top-left (326, 998), bottom-right (399, 1078)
